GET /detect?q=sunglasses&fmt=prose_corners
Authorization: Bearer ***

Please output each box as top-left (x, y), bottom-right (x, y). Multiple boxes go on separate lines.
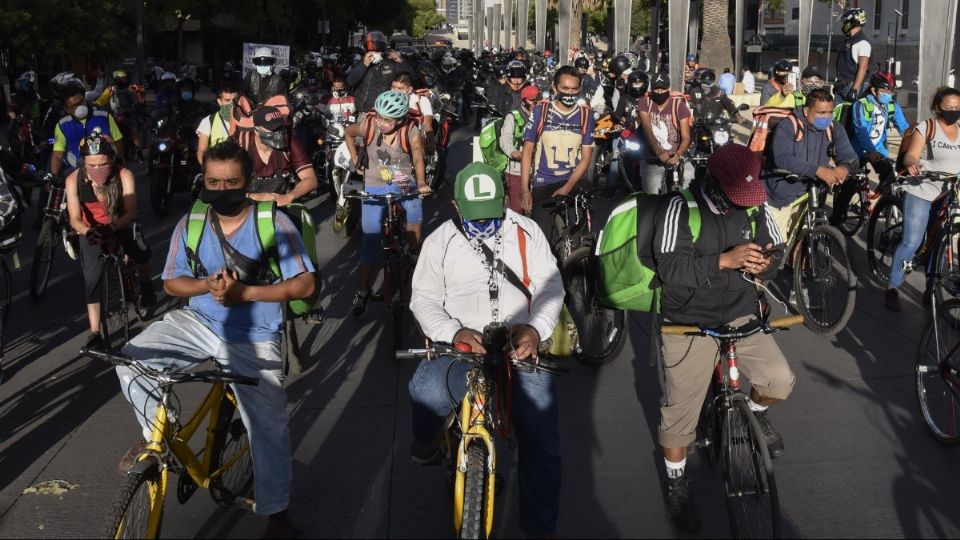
top-left (252, 57), bottom-right (276, 67)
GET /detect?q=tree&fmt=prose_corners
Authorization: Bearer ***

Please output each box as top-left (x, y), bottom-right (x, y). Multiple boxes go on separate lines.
top-left (412, 10), bottom-right (446, 38)
top-left (698, 0), bottom-right (733, 72)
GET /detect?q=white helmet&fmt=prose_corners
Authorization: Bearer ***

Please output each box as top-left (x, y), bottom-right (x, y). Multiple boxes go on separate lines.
top-left (253, 46), bottom-right (275, 60)
top-left (441, 54), bottom-right (457, 73)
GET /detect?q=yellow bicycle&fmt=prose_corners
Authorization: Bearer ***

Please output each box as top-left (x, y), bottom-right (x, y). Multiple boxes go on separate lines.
top-left (81, 347), bottom-right (258, 539)
top-left (397, 337), bottom-right (568, 539)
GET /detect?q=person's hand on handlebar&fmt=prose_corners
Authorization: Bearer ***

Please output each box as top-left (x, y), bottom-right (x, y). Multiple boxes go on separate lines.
top-left (454, 328), bottom-right (487, 354)
top-left (816, 166), bottom-right (844, 187)
top-left (657, 150), bottom-right (672, 165)
top-left (719, 242), bottom-right (769, 273)
top-left (417, 183), bottom-right (434, 197)
top-left (551, 184), bottom-right (572, 198)
top-left (904, 160), bottom-right (924, 177)
top-left (507, 324), bottom-right (540, 360)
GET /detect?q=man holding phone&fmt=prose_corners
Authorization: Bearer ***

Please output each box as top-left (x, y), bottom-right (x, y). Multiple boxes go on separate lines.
top-left (347, 30), bottom-right (416, 113)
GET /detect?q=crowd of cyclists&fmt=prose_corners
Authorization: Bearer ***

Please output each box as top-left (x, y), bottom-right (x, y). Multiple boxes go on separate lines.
top-left (2, 5), bottom-right (960, 537)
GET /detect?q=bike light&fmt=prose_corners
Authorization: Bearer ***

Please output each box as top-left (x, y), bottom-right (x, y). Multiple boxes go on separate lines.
top-left (158, 142), bottom-right (168, 152)
top-left (317, 137), bottom-right (324, 146)
top-left (624, 140), bottom-right (641, 152)
top-left (712, 130), bottom-right (730, 145)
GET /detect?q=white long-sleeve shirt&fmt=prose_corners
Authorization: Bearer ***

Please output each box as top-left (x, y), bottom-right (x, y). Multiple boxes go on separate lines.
top-left (410, 210), bottom-right (565, 344)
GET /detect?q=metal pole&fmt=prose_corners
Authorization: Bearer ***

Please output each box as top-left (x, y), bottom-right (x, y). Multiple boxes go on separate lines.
top-left (918, 0), bottom-right (959, 113)
top-left (535, 0), bottom-right (546, 51)
top-left (650, 0), bottom-right (660, 71)
top-left (493, 2), bottom-right (502, 49)
top-left (893, 9), bottom-right (901, 68)
top-left (517, 0), bottom-right (529, 49)
top-left (134, 0), bottom-right (146, 86)
top-left (798, 0), bottom-right (814, 69)
top-left (688, 0), bottom-right (700, 59)
top-left (504, 0), bottom-right (514, 51)
top-left (735, 0), bottom-right (744, 77)
top-left (559, 0), bottom-right (571, 65)
top-left (668, 0), bottom-right (691, 90)
top-left (487, 6), bottom-right (495, 48)
top-left (825, 0), bottom-right (834, 83)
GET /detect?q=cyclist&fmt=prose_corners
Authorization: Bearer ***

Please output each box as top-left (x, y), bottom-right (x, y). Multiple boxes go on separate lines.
top-left (319, 76), bottom-right (357, 123)
top-left (65, 130), bottom-right (155, 348)
top-left (489, 60), bottom-right (531, 117)
top-left (764, 65), bottom-right (824, 109)
top-left (652, 143), bottom-right (793, 531)
top-left (240, 105), bottom-right (318, 205)
top-left (500, 85), bottom-right (540, 213)
top-left (763, 88), bottom-right (858, 241)
top-left (50, 84), bottom-right (124, 180)
top-left (154, 71), bottom-right (179, 116)
top-left (683, 54), bottom-right (699, 85)
top-left (408, 162), bottom-right (565, 538)
top-left (830, 70), bottom-right (909, 227)
top-left (884, 87), bottom-right (960, 312)
top-left (576, 56), bottom-right (598, 100)
top-left (519, 66), bottom-right (596, 233)
top-left (116, 140), bottom-right (314, 538)
top-left (102, 70), bottom-right (144, 161)
top-left (834, 7), bottom-right (872, 102)
top-left (391, 72), bottom-right (435, 154)
top-left (196, 75), bottom-right (241, 164)
top-left (685, 68), bottom-right (746, 124)
top-left (343, 90), bottom-right (432, 318)
top-left (759, 60), bottom-right (794, 106)
top-left (636, 72), bottom-right (694, 194)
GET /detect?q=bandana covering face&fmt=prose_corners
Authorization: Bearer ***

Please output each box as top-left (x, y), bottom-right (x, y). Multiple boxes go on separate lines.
top-left (86, 165), bottom-right (112, 185)
top-left (463, 218), bottom-right (503, 240)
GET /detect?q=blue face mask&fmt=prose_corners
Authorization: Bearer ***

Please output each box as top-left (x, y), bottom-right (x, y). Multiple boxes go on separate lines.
top-left (877, 92), bottom-right (893, 105)
top-left (813, 117), bottom-right (832, 131)
top-left (180, 91), bottom-right (194, 101)
top-left (462, 218), bottom-right (503, 241)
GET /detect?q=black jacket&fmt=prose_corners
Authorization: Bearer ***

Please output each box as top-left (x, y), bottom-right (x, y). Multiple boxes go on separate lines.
top-left (653, 188), bottom-right (784, 327)
top-left (489, 83), bottom-right (524, 116)
top-left (347, 59), bottom-right (415, 113)
top-left (242, 72), bottom-right (288, 108)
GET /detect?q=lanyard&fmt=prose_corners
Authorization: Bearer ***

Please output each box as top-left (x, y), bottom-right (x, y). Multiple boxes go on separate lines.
top-left (467, 230), bottom-right (505, 324)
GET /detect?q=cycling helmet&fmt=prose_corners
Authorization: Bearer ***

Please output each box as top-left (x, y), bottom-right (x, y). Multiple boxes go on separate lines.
top-left (50, 71), bottom-right (86, 97)
top-left (610, 55), bottom-right (632, 77)
top-left (111, 69), bottom-right (128, 85)
top-left (574, 56), bottom-right (590, 70)
top-left (374, 90), bottom-right (410, 119)
top-left (626, 70), bottom-right (649, 98)
top-left (506, 60), bottom-right (528, 79)
top-left (869, 71), bottom-right (896, 91)
top-left (79, 127), bottom-right (117, 159)
top-left (252, 47), bottom-right (277, 66)
top-left (841, 8), bottom-right (867, 34)
top-left (494, 65), bottom-right (508, 79)
top-left (364, 30), bottom-right (388, 52)
top-left (695, 68), bottom-right (717, 87)
top-left (686, 54), bottom-right (697, 63)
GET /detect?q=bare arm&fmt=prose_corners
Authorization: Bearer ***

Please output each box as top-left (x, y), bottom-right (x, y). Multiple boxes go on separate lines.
top-left (51, 150), bottom-right (65, 177)
top-left (902, 127), bottom-right (927, 175)
top-left (65, 171), bottom-right (88, 234)
top-left (674, 118), bottom-right (693, 157)
top-left (283, 167), bottom-right (318, 204)
top-left (164, 275), bottom-right (214, 298)
top-left (410, 131), bottom-right (427, 187)
top-left (112, 169), bottom-right (138, 230)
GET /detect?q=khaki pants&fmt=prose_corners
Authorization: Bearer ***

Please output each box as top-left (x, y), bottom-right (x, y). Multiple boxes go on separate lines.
top-left (766, 200), bottom-right (806, 243)
top-left (658, 316), bottom-right (797, 449)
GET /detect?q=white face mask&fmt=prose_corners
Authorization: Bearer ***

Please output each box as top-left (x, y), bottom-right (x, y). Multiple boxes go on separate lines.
top-left (370, 52), bottom-right (383, 65)
top-left (73, 104), bottom-right (89, 120)
top-left (256, 65), bottom-right (273, 76)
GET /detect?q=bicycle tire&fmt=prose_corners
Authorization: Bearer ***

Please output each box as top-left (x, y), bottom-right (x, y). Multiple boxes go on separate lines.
top-left (793, 226), bottom-right (857, 335)
top-left (0, 257), bottom-right (10, 331)
top-left (723, 399), bottom-right (780, 539)
top-left (209, 390), bottom-right (255, 505)
top-left (866, 196), bottom-right (904, 285)
top-left (915, 299), bottom-right (960, 445)
top-left (565, 256), bottom-right (626, 368)
top-left (101, 256), bottom-right (130, 351)
top-left (836, 189), bottom-right (866, 237)
top-left (932, 230), bottom-right (960, 306)
top-left (29, 219), bottom-right (58, 302)
top-left (459, 443), bottom-right (489, 540)
top-left (99, 464), bottom-right (164, 539)
top-left (697, 379), bottom-right (723, 468)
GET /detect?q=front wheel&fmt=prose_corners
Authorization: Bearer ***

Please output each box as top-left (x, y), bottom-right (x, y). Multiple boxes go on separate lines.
top-left (866, 196), bottom-right (904, 285)
top-left (459, 443), bottom-right (491, 540)
top-left (99, 463), bottom-right (165, 539)
top-left (915, 299), bottom-right (960, 445)
top-left (932, 230), bottom-right (960, 306)
top-left (150, 169), bottom-right (174, 217)
top-left (210, 390), bottom-right (254, 505)
top-left (30, 219), bottom-right (59, 302)
top-left (723, 399), bottom-right (781, 539)
top-left (100, 257), bottom-right (130, 351)
top-left (793, 226), bottom-right (857, 335)
top-left (836, 188), bottom-right (867, 237)
top-left (565, 256), bottom-right (626, 368)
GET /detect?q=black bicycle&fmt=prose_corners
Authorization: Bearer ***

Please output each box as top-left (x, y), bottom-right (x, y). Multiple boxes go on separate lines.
top-left (832, 168), bottom-right (874, 237)
top-left (0, 223), bottom-right (21, 383)
top-left (30, 172), bottom-right (74, 301)
top-left (544, 189), bottom-right (626, 367)
top-left (99, 236), bottom-right (148, 351)
top-left (662, 313), bottom-right (803, 539)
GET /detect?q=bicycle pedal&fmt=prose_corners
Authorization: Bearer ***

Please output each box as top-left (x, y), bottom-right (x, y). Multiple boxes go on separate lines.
top-left (236, 497), bottom-right (255, 511)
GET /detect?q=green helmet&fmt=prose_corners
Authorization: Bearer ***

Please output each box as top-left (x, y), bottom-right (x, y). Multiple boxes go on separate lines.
top-left (374, 90), bottom-right (410, 119)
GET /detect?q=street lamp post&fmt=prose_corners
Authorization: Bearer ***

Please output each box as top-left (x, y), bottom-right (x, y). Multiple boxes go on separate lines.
top-left (175, 9), bottom-right (192, 66)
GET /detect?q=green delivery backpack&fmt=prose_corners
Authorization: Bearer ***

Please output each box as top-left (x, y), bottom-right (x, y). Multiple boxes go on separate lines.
top-left (479, 111), bottom-right (525, 174)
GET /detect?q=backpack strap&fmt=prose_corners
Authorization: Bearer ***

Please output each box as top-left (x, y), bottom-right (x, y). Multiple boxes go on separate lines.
top-left (534, 101), bottom-right (551, 140)
top-left (185, 200), bottom-right (210, 277)
top-left (253, 200), bottom-right (282, 281)
top-left (578, 104), bottom-right (591, 136)
top-left (517, 226), bottom-right (531, 291)
top-left (511, 110), bottom-right (525, 140)
top-left (399, 121), bottom-right (413, 155)
top-left (679, 189), bottom-right (701, 242)
top-left (788, 115), bottom-right (805, 143)
top-left (362, 111), bottom-right (377, 147)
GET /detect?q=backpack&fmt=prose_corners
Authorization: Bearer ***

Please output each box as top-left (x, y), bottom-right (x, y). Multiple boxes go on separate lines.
top-left (529, 100), bottom-right (592, 141)
top-left (833, 97), bottom-right (895, 136)
top-left (479, 110), bottom-right (526, 174)
top-left (895, 118), bottom-right (937, 173)
top-left (362, 111), bottom-right (416, 156)
top-left (184, 200), bottom-right (321, 318)
top-left (748, 107), bottom-right (833, 166)
top-left (596, 190), bottom-right (757, 312)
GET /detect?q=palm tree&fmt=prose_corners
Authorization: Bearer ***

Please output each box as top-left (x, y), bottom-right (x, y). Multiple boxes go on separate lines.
top-left (698, 0), bottom-right (733, 72)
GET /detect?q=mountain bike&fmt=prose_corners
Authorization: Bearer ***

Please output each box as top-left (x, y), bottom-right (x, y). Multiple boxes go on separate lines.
top-left (832, 169), bottom-right (873, 237)
top-left (99, 235), bottom-right (148, 351)
top-left (866, 171), bottom-right (960, 307)
top-left (80, 347), bottom-right (258, 539)
top-left (662, 313), bottom-right (803, 539)
top-left (916, 298), bottom-right (960, 445)
top-left (396, 337), bottom-right (568, 539)
top-left (772, 170), bottom-right (857, 335)
top-left (30, 172), bottom-right (74, 301)
top-left (346, 190), bottom-right (421, 351)
top-left (543, 189), bottom-right (626, 367)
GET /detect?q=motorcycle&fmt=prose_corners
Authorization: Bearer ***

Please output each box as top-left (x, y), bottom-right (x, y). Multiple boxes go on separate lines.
top-left (330, 142), bottom-right (362, 237)
top-left (148, 114), bottom-right (199, 217)
top-left (615, 128), bottom-right (648, 193)
top-left (431, 93), bottom-right (459, 191)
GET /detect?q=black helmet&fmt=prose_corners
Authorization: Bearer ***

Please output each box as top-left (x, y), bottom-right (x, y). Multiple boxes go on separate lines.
top-left (363, 30), bottom-right (388, 52)
top-left (771, 59), bottom-right (793, 75)
top-left (495, 65), bottom-right (508, 79)
top-left (841, 8), bottom-right (867, 34)
top-left (506, 60), bottom-right (528, 79)
top-left (610, 55), bottom-right (631, 77)
top-left (574, 56), bottom-right (590, 70)
top-left (695, 68), bottom-right (717, 87)
top-left (626, 70), bottom-right (649, 98)
top-left (418, 60), bottom-right (440, 88)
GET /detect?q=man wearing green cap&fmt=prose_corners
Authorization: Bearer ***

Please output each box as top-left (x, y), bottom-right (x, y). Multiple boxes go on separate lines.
top-left (408, 162), bottom-right (566, 537)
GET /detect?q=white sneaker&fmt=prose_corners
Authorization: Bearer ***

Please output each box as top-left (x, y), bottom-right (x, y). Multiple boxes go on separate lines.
top-left (63, 232), bottom-right (78, 260)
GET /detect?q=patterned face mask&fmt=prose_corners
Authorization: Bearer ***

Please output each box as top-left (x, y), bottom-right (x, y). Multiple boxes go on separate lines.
top-left (462, 218), bottom-right (503, 240)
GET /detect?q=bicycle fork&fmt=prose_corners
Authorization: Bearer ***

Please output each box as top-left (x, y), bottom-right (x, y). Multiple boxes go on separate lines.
top-left (452, 378), bottom-right (496, 537)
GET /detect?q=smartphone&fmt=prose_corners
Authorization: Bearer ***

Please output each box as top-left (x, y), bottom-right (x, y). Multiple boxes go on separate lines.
top-left (787, 70), bottom-right (798, 88)
top-left (761, 247), bottom-right (783, 258)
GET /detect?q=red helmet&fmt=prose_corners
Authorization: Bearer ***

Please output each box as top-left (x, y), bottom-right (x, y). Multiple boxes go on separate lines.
top-left (363, 30), bottom-right (387, 52)
top-left (869, 71), bottom-right (896, 90)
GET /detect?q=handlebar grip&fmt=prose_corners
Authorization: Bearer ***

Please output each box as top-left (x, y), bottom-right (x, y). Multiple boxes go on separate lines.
top-left (660, 325), bottom-right (701, 335)
top-left (532, 356), bottom-right (570, 374)
top-left (769, 314), bottom-right (805, 329)
top-left (395, 350), bottom-right (423, 360)
top-left (80, 346), bottom-right (133, 366)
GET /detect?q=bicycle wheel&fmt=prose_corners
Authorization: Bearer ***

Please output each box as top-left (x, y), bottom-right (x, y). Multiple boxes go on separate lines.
top-left (793, 226), bottom-right (857, 335)
top-left (565, 255), bottom-right (626, 367)
top-left (30, 219), bottom-right (58, 302)
top-left (697, 379), bottom-right (724, 468)
top-left (101, 256), bottom-right (130, 351)
top-left (866, 196), bottom-right (904, 284)
top-left (915, 299), bottom-right (960, 445)
top-left (836, 189), bottom-right (866, 237)
top-left (723, 399), bottom-right (780, 539)
top-left (0, 258), bottom-right (10, 331)
top-left (459, 443), bottom-right (490, 540)
top-left (99, 464), bottom-right (164, 539)
top-left (210, 390), bottom-right (255, 505)
top-left (933, 230), bottom-right (960, 306)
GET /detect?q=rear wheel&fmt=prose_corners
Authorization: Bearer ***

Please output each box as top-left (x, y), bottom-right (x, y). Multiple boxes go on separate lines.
top-left (836, 188), bottom-right (866, 237)
top-left (565, 255), bottom-right (626, 368)
top-left (30, 219), bottom-right (58, 302)
top-left (697, 379), bottom-right (723, 468)
top-left (210, 390), bottom-right (255, 505)
top-left (793, 226), bottom-right (857, 335)
top-left (915, 299), bottom-right (960, 445)
top-left (459, 443), bottom-right (489, 540)
top-left (866, 196), bottom-right (904, 284)
top-left (99, 463), bottom-right (164, 539)
top-left (101, 256), bottom-right (130, 351)
top-left (933, 230), bottom-right (960, 306)
top-left (723, 399), bottom-right (780, 539)
top-left (150, 169), bottom-right (173, 217)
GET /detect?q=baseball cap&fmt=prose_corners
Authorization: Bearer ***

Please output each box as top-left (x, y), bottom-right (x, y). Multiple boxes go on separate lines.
top-left (253, 106), bottom-right (286, 131)
top-left (706, 144), bottom-right (766, 207)
top-left (455, 163), bottom-right (505, 220)
top-left (520, 85), bottom-right (540, 102)
top-left (651, 72), bottom-right (671, 90)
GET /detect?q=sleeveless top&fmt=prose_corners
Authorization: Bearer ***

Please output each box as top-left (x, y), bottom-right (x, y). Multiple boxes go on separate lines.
top-left (904, 118), bottom-right (960, 202)
top-left (362, 123), bottom-right (418, 188)
top-left (836, 34), bottom-right (869, 83)
top-left (78, 172), bottom-right (124, 227)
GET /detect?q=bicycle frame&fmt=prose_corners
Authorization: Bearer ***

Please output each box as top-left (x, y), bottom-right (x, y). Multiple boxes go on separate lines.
top-left (380, 198), bottom-right (409, 304)
top-left (452, 367), bottom-right (497, 537)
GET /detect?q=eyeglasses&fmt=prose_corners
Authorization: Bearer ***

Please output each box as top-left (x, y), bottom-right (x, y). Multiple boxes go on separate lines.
top-left (376, 115), bottom-right (399, 125)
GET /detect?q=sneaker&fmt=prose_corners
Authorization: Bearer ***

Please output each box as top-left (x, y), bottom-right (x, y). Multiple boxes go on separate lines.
top-left (754, 410), bottom-right (785, 459)
top-left (884, 288), bottom-right (902, 312)
top-left (85, 332), bottom-right (104, 351)
top-left (63, 233), bottom-right (78, 261)
top-left (351, 290), bottom-right (370, 319)
top-left (266, 510), bottom-right (301, 539)
top-left (139, 281), bottom-right (157, 308)
top-left (410, 438), bottom-right (442, 465)
top-left (663, 476), bottom-right (701, 532)
top-left (117, 439), bottom-right (147, 474)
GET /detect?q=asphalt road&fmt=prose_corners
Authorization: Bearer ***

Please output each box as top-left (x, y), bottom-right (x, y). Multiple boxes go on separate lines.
top-left (1, 120), bottom-right (958, 539)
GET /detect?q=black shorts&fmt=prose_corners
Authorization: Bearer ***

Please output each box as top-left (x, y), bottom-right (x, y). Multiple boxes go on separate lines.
top-left (78, 224), bottom-right (151, 304)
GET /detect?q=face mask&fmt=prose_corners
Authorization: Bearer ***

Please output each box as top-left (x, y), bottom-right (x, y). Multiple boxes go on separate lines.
top-left (200, 187), bottom-right (248, 216)
top-left (256, 65), bottom-right (273, 76)
top-left (940, 110), bottom-right (960, 125)
top-left (219, 103), bottom-right (233, 120)
top-left (703, 180), bottom-right (733, 215)
top-left (813, 117), bottom-right (833, 131)
top-left (181, 91), bottom-right (194, 101)
top-left (555, 91), bottom-right (578, 107)
top-left (332, 90), bottom-right (346, 98)
top-left (370, 52), bottom-right (383, 65)
top-left (258, 129), bottom-right (287, 150)
top-left (877, 92), bottom-right (893, 105)
top-left (73, 104), bottom-right (89, 120)
top-left (774, 74), bottom-right (788, 85)
top-left (800, 80), bottom-right (822, 95)
top-left (700, 83), bottom-right (713, 93)
top-left (615, 78), bottom-right (626, 89)
top-left (650, 91), bottom-right (670, 105)
top-left (627, 85), bottom-right (646, 98)
top-left (462, 218), bottom-right (503, 240)
top-left (85, 165), bottom-right (112, 185)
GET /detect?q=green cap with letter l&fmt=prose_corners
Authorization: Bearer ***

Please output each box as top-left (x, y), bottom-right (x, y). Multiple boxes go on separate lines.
top-left (454, 162), bottom-right (505, 220)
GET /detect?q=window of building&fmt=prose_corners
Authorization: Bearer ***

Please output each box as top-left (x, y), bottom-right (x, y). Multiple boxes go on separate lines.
top-left (901, 0), bottom-right (910, 29)
top-left (875, 0), bottom-right (883, 29)
top-left (791, 7), bottom-right (799, 20)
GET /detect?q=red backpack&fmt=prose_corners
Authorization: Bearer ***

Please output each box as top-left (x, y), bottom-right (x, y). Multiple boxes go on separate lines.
top-left (361, 111), bottom-right (416, 155)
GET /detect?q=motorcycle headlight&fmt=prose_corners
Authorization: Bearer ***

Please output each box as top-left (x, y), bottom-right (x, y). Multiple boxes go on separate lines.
top-left (156, 118), bottom-right (165, 128)
top-left (475, 87), bottom-right (486, 96)
top-left (157, 142), bottom-right (168, 152)
top-left (712, 130), bottom-right (730, 146)
top-left (624, 140), bottom-right (641, 152)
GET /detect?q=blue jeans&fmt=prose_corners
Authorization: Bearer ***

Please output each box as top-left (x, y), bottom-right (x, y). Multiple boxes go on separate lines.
top-left (360, 183), bottom-right (423, 265)
top-left (117, 309), bottom-right (291, 516)
top-left (888, 193), bottom-right (936, 290)
top-left (409, 355), bottom-right (561, 536)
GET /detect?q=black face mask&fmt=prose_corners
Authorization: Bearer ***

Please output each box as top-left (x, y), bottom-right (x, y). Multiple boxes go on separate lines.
top-left (258, 129), bottom-right (288, 150)
top-left (650, 91), bottom-right (670, 105)
top-left (627, 85), bottom-right (647, 98)
top-left (615, 78), bottom-right (626, 89)
top-left (200, 188), bottom-right (249, 216)
top-left (556, 91), bottom-right (578, 107)
top-left (940, 110), bottom-right (960, 125)
top-left (774, 74), bottom-right (789, 85)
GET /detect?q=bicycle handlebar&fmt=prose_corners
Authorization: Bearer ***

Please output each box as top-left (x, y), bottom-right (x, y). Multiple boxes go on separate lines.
top-left (661, 314), bottom-right (804, 337)
top-left (540, 187), bottom-right (603, 210)
top-left (395, 343), bottom-right (570, 375)
top-left (80, 347), bottom-right (260, 386)
top-left (345, 190), bottom-right (430, 203)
